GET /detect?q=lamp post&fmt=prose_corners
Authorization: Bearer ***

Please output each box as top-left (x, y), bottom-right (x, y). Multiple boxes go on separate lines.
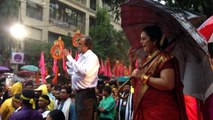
top-left (9, 0), bottom-right (27, 72)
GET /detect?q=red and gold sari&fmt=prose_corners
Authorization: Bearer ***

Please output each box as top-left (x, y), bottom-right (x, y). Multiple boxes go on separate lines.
top-left (132, 51), bottom-right (188, 120)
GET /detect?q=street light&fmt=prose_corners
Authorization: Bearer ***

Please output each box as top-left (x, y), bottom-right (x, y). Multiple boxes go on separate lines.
top-left (9, 23), bottom-right (27, 39)
top-left (7, 0), bottom-right (27, 72)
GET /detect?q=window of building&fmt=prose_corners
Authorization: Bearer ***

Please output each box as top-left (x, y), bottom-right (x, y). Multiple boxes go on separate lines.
top-left (49, 0), bottom-right (86, 33)
top-left (26, 1), bottom-right (43, 21)
top-left (73, 0), bottom-right (86, 5)
top-left (65, 8), bottom-right (77, 25)
top-left (90, 0), bottom-right (96, 10)
top-left (89, 16), bottom-right (96, 29)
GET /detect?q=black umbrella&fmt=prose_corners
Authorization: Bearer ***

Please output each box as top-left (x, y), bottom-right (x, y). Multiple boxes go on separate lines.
top-left (121, 0), bottom-right (213, 100)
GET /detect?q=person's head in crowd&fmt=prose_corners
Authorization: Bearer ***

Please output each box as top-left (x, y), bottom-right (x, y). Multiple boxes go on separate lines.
top-left (12, 93), bottom-right (21, 109)
top-left (60, 87), bottom-right (71, 101)
top-left (96, 94), bottom-right (103, 103)
top-left (51, 85), bottom-right (56, 95)
top-left (102, 86), bottom-right (112, 97)
top-left (95, 88), bottom-right (100, 95)
top-left (34, 84), bottom-right (48, 97)
top-left (21, 90), bottom-right (35, 108)
top-left (34, 84), bottom-right (39, 89)
top-left (46, 110), bottom-right (65, 120)
top-left (46, 83), bottom-right (52, 93)
top-left (111, 87), bottom-right (119, 100)
top-left (111, 87), bottom-right (117, 95)
top-left (7, 88), bottom-right (13, 98)
top-left (141, 25), bottom-right (168, 52)
top-left (34, 90), bottom-right (42, 98)
top-left (38, 95), bottom-right (50, 109)
top-left (78, 36), bottom-right (93, 54)
top-left (24, 81), bottom-right (34, 90)
top-left (52, 85), bottom-right (61, 100)
top-left (11, 82), bottom-right (23, 96)
top-left (0, 78), bottom-right (6, 88)
top-left (123, 84), bottom-right (131, 94)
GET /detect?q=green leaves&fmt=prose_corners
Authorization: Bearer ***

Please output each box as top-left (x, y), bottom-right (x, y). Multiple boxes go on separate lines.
top-left (103, 0), bottom-right (212, 19)
top-left (90, 8), bottom-right (130, 65)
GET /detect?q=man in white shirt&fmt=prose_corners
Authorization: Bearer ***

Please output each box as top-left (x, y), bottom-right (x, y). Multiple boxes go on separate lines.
top-left (63, 36), bottom-right (100, 120)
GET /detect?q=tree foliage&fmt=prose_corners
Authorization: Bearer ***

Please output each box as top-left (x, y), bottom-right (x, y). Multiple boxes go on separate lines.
top-left (90, 8), bottom-right (130, 65)
top-left (24, 40), bottom-right (52, 66)
top-left (0, 0), bottom-right (19, 65)
top-left (103, 0), bottom-right (212, 21)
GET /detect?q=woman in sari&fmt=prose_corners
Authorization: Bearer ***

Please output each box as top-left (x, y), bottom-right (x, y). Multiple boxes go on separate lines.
top-left (129, 26), bottom-right (188, 120)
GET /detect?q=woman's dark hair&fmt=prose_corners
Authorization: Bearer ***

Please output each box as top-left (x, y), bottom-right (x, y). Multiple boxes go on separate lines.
top-left (103, 86), bottom-right (112, 94)
top-left (83, 36), bottom-right (93, 49)
top-left (142, 26), bottom-right (168, 49)
top-left (48, 110), bottom-right (65, 120)
top-left (40, 94), bottom-right (50, 105)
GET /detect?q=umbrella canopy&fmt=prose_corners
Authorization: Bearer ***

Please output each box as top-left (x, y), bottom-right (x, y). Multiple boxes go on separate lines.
top-left (0, 66), bottom-right (10, 71)
top-left (182, 10), bottom-right (206, 27)
top-left (117, 76), bottom-right (130, 83)
top-left (21, 65), bottom-right (39, 72)
top-left (121, 0), bottom-right (213, 100)
top-left (17, 70), bottom-right (36, 77)
top-left (198, 15), bottom-right (213, 42)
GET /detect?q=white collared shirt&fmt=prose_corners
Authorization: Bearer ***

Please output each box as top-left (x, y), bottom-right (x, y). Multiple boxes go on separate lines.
top-left (66, 50), bottom-right (100, 90)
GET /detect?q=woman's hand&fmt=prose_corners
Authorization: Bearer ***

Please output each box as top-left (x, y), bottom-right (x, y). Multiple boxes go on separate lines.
top-left (131, 69), bottom-right (142, 79)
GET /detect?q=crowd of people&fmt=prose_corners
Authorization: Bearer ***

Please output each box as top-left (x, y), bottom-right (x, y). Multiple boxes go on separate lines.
top-left (0, 76), bottom-right (133, 120)
top-left (0, 35), bottom-right (134, 120)
top-left (0, 25), bottom-right (209, 120)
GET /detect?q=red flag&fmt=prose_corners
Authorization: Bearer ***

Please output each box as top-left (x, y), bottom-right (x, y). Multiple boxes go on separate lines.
top-left (45, 67), bottom-right (48, 77)
top-left (52, 59), bottom-right (58, 84)
top-left (118, 63), bottom-right (124, 77)
top-left (113, 62), bottom-right (119, 77)
top-left (124, 66), bottom-right (130, 76)
top-left (107, 64), bottom-right (112, 78)
top-left (52, 68), bottom-right (58, 84)
top-left (104, 62), bottom-right (107, 76)
top-left (102, 59), bottom-right (106, 74)
top-left (105, 58), bottom-right (112, 78)
top-left (52, 59), bottom-right (57, 74)
top-left (36, 72), bottom-right (40, 84)
top-left (39, 51), bottom-right (46, 83)
top-left (98, 59), bottom-right (104, 75)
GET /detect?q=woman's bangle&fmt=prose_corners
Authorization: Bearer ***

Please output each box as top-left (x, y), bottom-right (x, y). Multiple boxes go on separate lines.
top-left (141, 74), bottom-right (150, 84)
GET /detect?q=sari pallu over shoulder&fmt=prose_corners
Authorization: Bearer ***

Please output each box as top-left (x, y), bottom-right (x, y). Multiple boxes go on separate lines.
top-left (132, 51), bottom-right (188, 120)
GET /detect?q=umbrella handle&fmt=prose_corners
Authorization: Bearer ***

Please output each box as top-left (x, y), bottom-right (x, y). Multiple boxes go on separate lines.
top-left (116, 78), bottom-right (132, 99)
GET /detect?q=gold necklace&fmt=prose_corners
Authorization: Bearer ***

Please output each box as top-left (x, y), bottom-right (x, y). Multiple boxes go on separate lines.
top-left (148, 50), bottom-right (160, 59)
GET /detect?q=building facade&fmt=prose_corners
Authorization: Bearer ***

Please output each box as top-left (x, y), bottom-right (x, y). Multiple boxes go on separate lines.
top-left (20, 0), bottom-right (121, 43)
